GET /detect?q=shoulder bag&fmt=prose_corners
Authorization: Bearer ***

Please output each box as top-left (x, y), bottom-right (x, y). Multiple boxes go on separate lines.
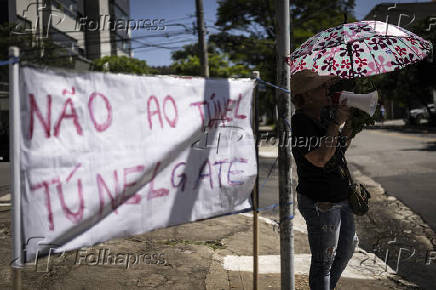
top-left (339, 153), bottom-right (371, 216)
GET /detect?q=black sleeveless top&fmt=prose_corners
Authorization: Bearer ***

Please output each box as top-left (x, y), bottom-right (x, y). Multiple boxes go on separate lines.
top-left (291, 109), bottom-right (349, 202)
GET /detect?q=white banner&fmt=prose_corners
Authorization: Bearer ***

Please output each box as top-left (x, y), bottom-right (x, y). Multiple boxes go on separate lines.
top-left (19, 66), bottom-right (256, 261)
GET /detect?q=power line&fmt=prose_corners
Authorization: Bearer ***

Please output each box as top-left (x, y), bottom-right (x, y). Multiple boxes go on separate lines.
top-left (16, 29), bottom-right (194, 54)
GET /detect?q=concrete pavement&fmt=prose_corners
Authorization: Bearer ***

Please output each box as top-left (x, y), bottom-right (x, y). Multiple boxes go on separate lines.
top-left (0, 196), bottom-right (405, 290)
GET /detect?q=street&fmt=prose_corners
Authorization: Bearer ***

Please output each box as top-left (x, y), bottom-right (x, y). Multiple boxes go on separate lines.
top-left (347, 128), bottom-right (436, 232)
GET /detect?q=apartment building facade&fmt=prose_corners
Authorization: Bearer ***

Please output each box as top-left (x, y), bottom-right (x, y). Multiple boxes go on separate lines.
top-left (1, 0), bottom-right (131, 64)
top-left (0, 0), bottom-right (131, 160)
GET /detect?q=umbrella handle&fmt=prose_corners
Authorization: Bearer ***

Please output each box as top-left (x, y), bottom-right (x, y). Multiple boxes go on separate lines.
top-left (347, 43), bottom-right (354, 78)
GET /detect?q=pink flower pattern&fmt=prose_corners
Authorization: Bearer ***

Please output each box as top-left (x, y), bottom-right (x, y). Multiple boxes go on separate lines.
top-left (394, 46), bottom-right (407, 56)
top-left (354, 57), bottom-right (368, 67)
top-left (288, 21), bottom-right (432, 79)
top-left (341, 59), bottom-right (351, 69)
top-left (296, 60), bottom-right (307, 71)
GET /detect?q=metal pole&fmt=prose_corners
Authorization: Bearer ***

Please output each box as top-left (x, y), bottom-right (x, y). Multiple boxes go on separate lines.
top-left (250, 71), bottom-right (260, 290)
top-left (275, 1), bottom-right (294, 289)
top-left (195, 0), bottom-right (209, 77)
top-left (9, 47), bottom-right (23, 289)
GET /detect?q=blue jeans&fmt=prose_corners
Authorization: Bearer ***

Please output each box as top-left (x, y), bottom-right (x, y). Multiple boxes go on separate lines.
top-left (297, 193), bottom-right (359, 290)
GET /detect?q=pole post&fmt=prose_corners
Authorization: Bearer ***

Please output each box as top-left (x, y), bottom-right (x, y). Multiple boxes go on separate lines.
top-left (275, 1), bottom-right (294, 290)
top-left (195, 0), bottom-right (209, 77)
top-left (9, 46), bottom-right (23, 289)
top-left (250, 71), bottom-right (260, 290)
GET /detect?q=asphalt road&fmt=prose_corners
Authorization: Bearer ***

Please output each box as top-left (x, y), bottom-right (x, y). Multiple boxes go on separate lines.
top-left (347, 128), bottom-right (436, 232)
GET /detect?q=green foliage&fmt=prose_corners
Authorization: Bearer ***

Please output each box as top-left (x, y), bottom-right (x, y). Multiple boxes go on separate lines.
top-left (170, 43), bottom-right (250, 78)
top-left (0, 22), bottom-right (73, 81)
top-left (293, 0), bottom-right (356, 47)
top-left (152, 65), bottom-right (174, 75)
top-left (92, 55), bottom-right (152, 75)
top-left (210, 0), bottom-right (356, 122)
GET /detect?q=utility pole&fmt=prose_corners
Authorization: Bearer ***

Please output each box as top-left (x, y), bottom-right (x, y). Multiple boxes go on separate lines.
top-left (275, 1), bottom-right (294, 290)
top-left (195, 0), bottom-right (209, 77)
top-left (9, 46), bottom-right (23, 290)
top-left (251, 71), bottom-right (260, 290)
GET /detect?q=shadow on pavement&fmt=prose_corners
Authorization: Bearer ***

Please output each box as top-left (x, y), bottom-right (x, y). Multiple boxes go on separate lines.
top-left (400, 141), bottom-right (436, 151)
top-left (367, 124), bottom-right (436, 135)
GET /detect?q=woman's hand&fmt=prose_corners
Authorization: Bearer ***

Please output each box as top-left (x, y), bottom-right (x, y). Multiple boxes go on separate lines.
top-left (335, 99), bottom-right (351, 125)
top-left (342, 120), bottom-right (352, 135)
top-left (341, 120), bottom-right (353, 149)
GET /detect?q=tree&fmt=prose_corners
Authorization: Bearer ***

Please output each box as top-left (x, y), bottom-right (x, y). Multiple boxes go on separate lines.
top-left (0, 22), bottom-right (78, 161)
top-left (92, 55), bottom-right (153, 75)
top-left (152, 65), bottom-right (174, 75)
top-left (170, 43), bottom-right (250, 78)
top-left (0, 22), bottom-right (75, 81)
top-left (210, 0), bottom-right (356, 123)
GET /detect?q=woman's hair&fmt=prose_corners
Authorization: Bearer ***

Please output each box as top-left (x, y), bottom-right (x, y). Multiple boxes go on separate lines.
top-left (291, 93), bottom-right (305, 109)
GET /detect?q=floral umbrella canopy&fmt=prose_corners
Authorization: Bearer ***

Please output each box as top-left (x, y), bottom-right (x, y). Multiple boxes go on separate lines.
top-left (288, 20), bottom-right (433, 78)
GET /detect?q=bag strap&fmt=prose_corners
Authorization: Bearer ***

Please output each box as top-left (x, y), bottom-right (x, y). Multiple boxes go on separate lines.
top-left (337, 146), bottom-right (354, 187)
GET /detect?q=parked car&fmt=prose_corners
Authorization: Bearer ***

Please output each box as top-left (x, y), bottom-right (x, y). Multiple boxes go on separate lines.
top-left (407, 104), bottom-right (436, 125)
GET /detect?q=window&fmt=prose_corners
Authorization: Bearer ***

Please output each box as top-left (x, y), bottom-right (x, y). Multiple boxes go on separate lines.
top-left (110, 1), bottom-right (129, 38)
top-left (49, 27), bottom-right (82, 56)
top-left (113, 33), bottom-right (130, 55)
top-left (53, 0), bottom-right (78, 18)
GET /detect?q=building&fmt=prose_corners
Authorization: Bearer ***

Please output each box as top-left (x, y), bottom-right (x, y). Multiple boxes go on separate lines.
top-left (83, 0), bottom-right (131, 60)
top-left (1, 0), bottom-right (131, 63)
top-left (364, 1), bottom-right (436, 27)
top-left (0, 0), bottom-right (131, 161)
top-left (364, 1), bottom-right (436, 119)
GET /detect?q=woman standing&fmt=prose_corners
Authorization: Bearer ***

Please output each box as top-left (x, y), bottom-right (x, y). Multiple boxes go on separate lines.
top-left (290, 69), bottom-right (358, 290)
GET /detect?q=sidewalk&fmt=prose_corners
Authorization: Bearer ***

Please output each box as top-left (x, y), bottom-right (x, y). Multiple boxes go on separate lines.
top-left (371, 119), bottom-right (436, 134)
top-left (0, 146), bottom-right (417, 289)
top-left (0, 200), bottom-right (404, 290)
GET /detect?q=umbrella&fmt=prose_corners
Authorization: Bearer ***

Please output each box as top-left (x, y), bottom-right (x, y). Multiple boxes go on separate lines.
top-left (288, 20), bottom-right (433, 78)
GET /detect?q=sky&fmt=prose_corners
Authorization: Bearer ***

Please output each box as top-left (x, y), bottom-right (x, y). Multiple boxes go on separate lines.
top-left (130, 0), bottom-right (431, 66)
